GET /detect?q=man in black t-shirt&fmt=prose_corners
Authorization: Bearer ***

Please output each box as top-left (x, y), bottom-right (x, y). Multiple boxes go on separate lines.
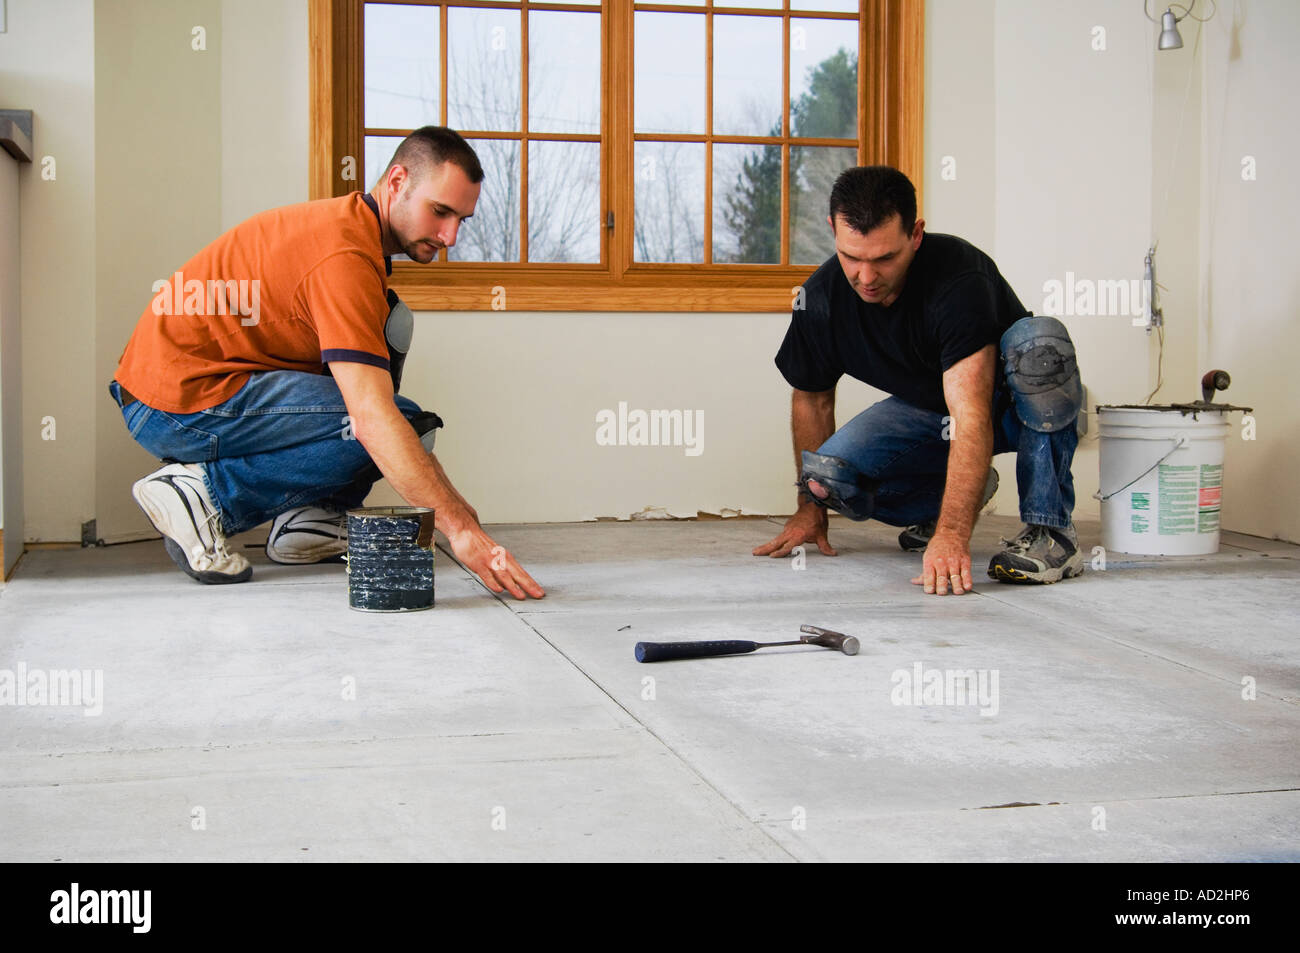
top-left (754, 166), bottom-right (1084, 593)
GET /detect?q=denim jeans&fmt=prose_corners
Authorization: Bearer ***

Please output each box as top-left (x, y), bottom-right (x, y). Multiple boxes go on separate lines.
top-left (110, 371), bottom-right (427, 536)
top-left (816, 388), bottom-right (1077, 530)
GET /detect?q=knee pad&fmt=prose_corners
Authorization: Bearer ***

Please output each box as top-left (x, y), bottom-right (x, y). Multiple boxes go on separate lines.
top-left (350, 409), bottom-right (443, 487)
top-left (407, 410), bottom-right (443, 452)
top-left (799, 451), bottom-right (878, 521)
top-left (1001, 315), bottom-right (1082, 433)
top-left (385, 289), bottom-right (414, 393)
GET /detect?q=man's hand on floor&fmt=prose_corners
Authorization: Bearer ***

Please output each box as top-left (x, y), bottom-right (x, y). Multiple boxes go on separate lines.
top-left (445, 523), bottom-right (545, 600)
top-left (911, 529), bottom-right (973, 595)
top-left (753, 503), bottom-right (837, 558)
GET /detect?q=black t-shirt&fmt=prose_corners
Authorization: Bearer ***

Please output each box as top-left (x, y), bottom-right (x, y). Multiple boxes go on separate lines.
top-left (775, 233), bottom-right (1029, 413)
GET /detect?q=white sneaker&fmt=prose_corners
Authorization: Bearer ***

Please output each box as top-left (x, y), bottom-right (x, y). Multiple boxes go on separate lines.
top-left (132, 463), bottom-right (252, 584)
top-left (265, 506), bottom-right (348, 564)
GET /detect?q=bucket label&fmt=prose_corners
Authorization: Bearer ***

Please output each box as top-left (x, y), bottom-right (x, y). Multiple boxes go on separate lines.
top-left (1130, 492), bottom-right (1150, 533)
top-left (1157, 464), bottom-right (1198, 535)
top-left (1198, 463), bottom-right (1223, 533)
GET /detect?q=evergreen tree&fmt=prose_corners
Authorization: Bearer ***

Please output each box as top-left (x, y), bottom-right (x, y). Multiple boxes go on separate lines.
top-left (718, 48), bottom-right (858, 265)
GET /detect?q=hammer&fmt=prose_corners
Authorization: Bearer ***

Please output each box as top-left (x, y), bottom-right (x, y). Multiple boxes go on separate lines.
top-left (634, 625), bottom-right (859, 662)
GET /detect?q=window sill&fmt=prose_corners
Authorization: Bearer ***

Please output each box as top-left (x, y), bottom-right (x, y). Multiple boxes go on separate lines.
top-left (389, 261), bottom-right (820, 312)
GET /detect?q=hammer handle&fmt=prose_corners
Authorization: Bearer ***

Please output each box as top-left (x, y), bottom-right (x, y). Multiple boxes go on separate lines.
top-left (635, 640), bottom-right (758, 662)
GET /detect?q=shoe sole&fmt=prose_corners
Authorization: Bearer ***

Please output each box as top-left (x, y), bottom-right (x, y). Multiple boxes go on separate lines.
top-left (265, 545), bottom-right (347, 565)
top-left (132, 475), bottom-right (252, 585)
top-left (163, 537), bottom-right (252, 584)
top-left (988, 557), bottom-right (1085, 585)
top-left (265, 521), bottom-right (348, 565)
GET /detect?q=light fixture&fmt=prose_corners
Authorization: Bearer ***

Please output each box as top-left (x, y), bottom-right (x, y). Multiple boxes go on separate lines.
top-left (1144, 0), bottom-right (1215, 52)
top-left (1158, 10), bottom-right (1184, 50)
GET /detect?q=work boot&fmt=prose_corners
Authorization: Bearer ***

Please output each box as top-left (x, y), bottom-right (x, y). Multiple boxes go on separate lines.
top-left (898, 467), bottom-right (1000, 552)
top-left (987, 523), bottom-right (1084, 584)
top-left (265, 506), bottom-right (348, 565)
top-left (132, 463), bottom-right (252, 584)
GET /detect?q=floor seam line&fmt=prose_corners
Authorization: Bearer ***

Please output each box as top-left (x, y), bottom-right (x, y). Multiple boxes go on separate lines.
top-left (441, 543), bottom-right (799, 862)
top-left (962, 786), bottom-right (1300, 811)
top-left (976, 587), bottom-right (1298, 702)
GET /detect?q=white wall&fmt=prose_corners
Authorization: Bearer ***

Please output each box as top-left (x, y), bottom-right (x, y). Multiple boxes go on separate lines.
top-left (93, 0), bottom-right (224, 542)
top-left (220, 0), bottom-right (308, 231)
top-left (0, 142), bottom-right (20, 558)
top-left (365, 310), bottom-right (882, 523)
top-left (1200, 0), bottom-right (1300, 541)
top-left (0, 0), bottom-right (96, 543)
top-left (8, 0), bottom-right (1297, 543)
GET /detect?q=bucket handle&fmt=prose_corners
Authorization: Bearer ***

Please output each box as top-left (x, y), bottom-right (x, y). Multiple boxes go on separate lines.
top-left (1094, 432), bottom-right (1189, 502)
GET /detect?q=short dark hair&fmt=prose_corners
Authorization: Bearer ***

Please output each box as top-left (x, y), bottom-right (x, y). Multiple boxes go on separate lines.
top-left (383, 126), bottom-right (484, 186)
top-left (828, 165), bottom-right (916, 236)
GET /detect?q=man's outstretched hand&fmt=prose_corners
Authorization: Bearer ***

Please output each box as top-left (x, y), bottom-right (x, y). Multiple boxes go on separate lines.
top-left (910, 529), bottom-right (973, 595)
top-left (753, 504), bottom-right (837, 558)
top-left (445, 523), bottom-right (545, 600)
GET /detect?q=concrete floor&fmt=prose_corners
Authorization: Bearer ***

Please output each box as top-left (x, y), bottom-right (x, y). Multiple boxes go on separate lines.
top-left (1, 515), bottom-right (1296, 862)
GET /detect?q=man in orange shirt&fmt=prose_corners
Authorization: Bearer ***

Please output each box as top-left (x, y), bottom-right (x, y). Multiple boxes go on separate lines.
top-left (110, 126), bottom-right (544, 599)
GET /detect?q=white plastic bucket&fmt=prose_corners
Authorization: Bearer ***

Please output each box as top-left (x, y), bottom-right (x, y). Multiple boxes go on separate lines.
top-left (1097, 406), bottom-right (1230, 555)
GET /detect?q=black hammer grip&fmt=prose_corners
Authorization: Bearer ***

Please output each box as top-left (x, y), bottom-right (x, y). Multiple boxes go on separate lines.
top-left (635, 640), bottom-right (759, 663)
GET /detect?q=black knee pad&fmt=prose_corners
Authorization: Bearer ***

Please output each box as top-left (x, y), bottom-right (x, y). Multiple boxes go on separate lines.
top-left (407, 410), bottom-right (443, 452)
top-left (1001, 315), bottom-right (1082, 433)
top-left (798, 450), bottom-right (878, 521)
top-left (353, 410), bottom-right (444, 486)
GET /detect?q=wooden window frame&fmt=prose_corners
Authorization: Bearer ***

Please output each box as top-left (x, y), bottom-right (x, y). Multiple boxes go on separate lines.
top-left (310, 0), bottom-right (923, 312)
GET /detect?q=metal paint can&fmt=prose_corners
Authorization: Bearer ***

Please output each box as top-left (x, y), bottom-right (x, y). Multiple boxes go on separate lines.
top-left (346, 506), bottom-right (436, 611)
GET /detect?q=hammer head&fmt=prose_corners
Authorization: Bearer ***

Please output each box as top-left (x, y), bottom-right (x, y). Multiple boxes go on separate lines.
top-left (801, 631), bottom-right (860, 656)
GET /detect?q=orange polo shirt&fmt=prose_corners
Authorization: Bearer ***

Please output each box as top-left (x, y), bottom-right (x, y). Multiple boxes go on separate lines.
top-left (114, 192), bottom-right (391, 414)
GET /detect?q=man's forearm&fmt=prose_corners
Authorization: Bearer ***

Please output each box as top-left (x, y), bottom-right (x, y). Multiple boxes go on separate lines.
top-left (935, 413), bottom-right (993, 540)
top-left (791, 390), bottom-right (836, 507)
top-left (354, 403), bottom-right (473, 535)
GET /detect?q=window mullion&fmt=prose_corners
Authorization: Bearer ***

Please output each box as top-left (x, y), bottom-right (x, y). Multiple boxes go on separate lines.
top-left (611, 0), bottom-right (634, 281)
top-left (704, 3), bottom-right (713, 265)
top-left (780, 1), bottom-right (790, 266)
top-left (520, 2), bottom-right (530, 263)
top-left (439, 1), bottom-right (449, 263)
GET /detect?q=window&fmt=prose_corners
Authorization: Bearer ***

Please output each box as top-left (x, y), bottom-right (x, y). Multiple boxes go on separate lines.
top-left (310, 0), bottom-right (923, 311)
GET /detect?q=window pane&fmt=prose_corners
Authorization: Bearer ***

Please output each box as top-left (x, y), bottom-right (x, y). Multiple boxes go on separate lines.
top-left (790, 0), bottom-right (860, 12)
top-left (448, 7), bottom-right (522, 132)
top-left (448, 138), bottom-right (520, 263)
top-left (528, 141), bottom-right (600, 263)
top-left (634, 12), bottom-right (705, 134)
top-left (713, 15), bottom-right (782, 137)
top-left (788, 145), bottom-right (856, 264)
top-left (717, 0), bottom-right (783, 8)
top-left (529, 11), bottom-right (600, 135)
top-left (364, 134), bottom-right (405, 191)
top-left (634, 141), bottom-right (704, 263)
top-left (365, 4), bottom-right (440, 130)
top-left (790, 18), bottom-right (858, 138)
top-left (713, 143), bottom-right (780, 264)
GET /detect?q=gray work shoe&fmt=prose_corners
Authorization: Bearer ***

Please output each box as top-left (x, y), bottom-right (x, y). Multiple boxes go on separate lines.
top-left (898, 467), bottom-right (1000, 552)
top-left (266, 506), bottom-right (348, 564)
top-left (132, 463), bottom-right (252, 584)
top-left (987, 523), bottom-right (1084, 584)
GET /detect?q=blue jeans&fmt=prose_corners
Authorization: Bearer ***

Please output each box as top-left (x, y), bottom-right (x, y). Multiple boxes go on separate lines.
top-left (110, 371), bottom-right (428, 536)
top-left (816, 389), bottom-right (1077, 530)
